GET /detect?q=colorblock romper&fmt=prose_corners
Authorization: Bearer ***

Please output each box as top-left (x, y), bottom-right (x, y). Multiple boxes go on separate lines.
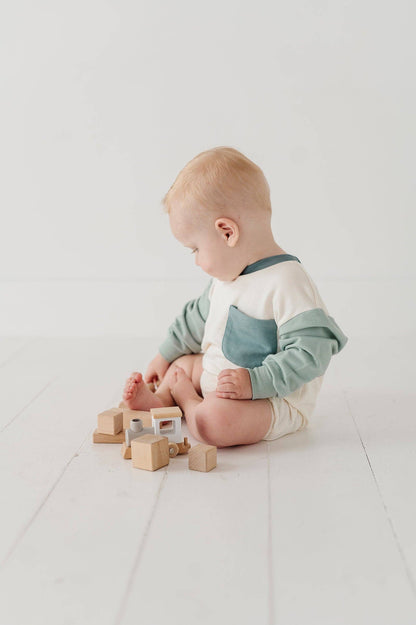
top-left (158, 254), bottom-right (348, 440)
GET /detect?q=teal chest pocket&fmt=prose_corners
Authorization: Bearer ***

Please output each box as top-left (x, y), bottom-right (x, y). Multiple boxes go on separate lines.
top-left (222, 305), bottom-right (278, 368)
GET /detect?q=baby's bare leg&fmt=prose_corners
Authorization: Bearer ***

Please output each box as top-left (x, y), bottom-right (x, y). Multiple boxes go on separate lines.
top-left (154, 353), bottom-right (204, 406)
top-left (169, 366), bottom-right (272, 446)
top-left (194, 393), bottom-right (272, 446)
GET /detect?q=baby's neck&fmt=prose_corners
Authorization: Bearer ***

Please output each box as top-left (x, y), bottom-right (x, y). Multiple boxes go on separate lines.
top-left (244, 242), bottom-right (287, 267)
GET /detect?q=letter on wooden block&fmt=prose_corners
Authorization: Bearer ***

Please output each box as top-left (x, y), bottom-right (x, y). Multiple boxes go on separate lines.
top-left (188, 444), bottom-right (217, 472)
top-left (97, 408), bottom-right (123, 435)
top-left (131, 434), bottom-right (169, 471)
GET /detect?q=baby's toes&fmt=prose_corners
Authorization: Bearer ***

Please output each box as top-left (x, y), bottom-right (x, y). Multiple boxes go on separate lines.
top-left (127, 371), bottom-right (142, 384)
top-left (123, 383), bottom-right (133, 399)
top-left (124, 375), bottom-right (133, 389)
top-left (124, 375), bottom-right (137, 398)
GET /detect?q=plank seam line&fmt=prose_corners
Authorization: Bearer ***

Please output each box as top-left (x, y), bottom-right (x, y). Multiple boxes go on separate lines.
top-left (113, 471), bottom-right (168, 625)
top-left (267, 442), bottom-right (276, 625)
top-left (0, 376), bottom-right (58, 434)
top-left (0, 424), bottom-right (91, 570)
top-left (0, 337), bottom-right (39, 370)
top-left (343, 389), bottom-right (416, 597)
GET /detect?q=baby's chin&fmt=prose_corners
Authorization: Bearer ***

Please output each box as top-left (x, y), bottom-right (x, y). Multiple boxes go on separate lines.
top-left (203, 267), bottom-right (241, 282)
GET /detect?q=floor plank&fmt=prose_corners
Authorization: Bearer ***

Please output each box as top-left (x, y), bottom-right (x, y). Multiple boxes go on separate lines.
top-left (343, 390), bottom-right (416, 595)
top-left (117, 442), bottom-right (270, 625)
top-left (268, 386), bottom-right (416, 625)
top-left (0, 422), bottom-right (165, 625)
top-left (0, 371), bottom-right (117, 566)
top-left (334, 335), bottom-right (416, 593)
top-left (0, 337), bottom-right (160, 565)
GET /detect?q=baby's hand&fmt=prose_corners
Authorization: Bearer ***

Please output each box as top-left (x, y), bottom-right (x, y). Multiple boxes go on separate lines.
top-left (216, 368), bottom-right (253, 400)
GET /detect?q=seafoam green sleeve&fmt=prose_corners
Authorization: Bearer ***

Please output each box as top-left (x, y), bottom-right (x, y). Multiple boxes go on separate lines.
top-left (247, 308), bottom-right (348, 400)
top-left (158, 279), bottom-right (213, 363)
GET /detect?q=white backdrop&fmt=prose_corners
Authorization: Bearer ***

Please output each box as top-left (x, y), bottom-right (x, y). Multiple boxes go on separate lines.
top-left (1, 0), bottom-right (415, 338)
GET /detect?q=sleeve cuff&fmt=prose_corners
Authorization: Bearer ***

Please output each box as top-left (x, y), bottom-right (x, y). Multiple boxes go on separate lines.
top-left (248, 367), bottom-right (278, 400)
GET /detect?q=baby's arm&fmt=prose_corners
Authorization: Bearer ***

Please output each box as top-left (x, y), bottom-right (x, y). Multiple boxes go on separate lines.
top-left (145, 279), bottom-right (212, 384)
top-left (215, 310), bottom-right (348, 400)
top-left (247, 309), bottom-right (348, 400)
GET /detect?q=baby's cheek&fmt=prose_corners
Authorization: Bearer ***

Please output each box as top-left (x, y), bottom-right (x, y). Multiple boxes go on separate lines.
top-left (201, 258), bottom-right (212, 272)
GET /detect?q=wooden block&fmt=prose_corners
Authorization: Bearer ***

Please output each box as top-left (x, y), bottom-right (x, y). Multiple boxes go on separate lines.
top-left (93, 429), bottom-right (125, 444)
top-left (118, 400), bottom-right (127, 409)
top-left (122, 409), bottom-right (152, 430)
top-left (131, 434), bottom-right (169, 471)
top-left (121, 442), bottom-right (131, 459)
top-left (97, 408), bottom-right (123, 435)
top-left (150, 406), bottom-right (183, 420)
top-left (188, 444), bottom-right (217, 472)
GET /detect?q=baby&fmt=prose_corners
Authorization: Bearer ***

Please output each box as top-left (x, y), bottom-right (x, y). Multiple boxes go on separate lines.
top-left (123, 147), bottom-right (348, 447)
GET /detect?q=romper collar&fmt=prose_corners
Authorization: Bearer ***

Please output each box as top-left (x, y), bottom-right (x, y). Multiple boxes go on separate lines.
top-left (240, 253), bottom-right (301, 275)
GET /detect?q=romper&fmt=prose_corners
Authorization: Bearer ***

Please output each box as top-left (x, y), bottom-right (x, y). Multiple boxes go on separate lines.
top-left (159, 254), bottom-right (348, 441)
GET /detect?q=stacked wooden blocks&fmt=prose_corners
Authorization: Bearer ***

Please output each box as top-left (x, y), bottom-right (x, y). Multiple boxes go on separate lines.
top-left (93, 408), bottom-right (124, 443)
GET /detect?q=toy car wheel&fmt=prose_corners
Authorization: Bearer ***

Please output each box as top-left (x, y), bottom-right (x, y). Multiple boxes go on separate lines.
top-left (168, 442), bottom-right (179, 458)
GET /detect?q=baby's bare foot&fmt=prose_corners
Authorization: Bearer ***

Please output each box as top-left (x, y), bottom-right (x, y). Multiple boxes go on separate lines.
top-left (123, 371), bottom-right (164, 411)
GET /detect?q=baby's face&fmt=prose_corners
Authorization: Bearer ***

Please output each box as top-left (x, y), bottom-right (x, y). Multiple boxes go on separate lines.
top-left (169, 204), bottom-right (241, 281)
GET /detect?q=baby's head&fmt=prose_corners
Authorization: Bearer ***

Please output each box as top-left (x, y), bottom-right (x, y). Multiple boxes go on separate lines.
top-left (162, 146), bottom-right (278, 282)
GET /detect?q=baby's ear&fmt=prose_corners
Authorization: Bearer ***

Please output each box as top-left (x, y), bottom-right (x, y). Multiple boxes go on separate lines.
top-left (215, 218), bottom-right (239, 247)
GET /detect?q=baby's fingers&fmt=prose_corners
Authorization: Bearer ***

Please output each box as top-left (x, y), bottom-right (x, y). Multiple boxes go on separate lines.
top-left (218, 369), bottom-right (235, 379)
top-left (216, 391), bottom-right (238, 399)
top-left (217, 381), bottom-right (236, 393)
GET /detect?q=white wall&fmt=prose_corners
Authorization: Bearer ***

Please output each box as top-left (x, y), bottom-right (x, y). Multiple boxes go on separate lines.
top-left (1, 1), bottom-right (415, 338)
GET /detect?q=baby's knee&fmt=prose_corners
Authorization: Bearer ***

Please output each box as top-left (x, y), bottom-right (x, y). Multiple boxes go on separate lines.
top-left (171, 353), bottom-right (203, 394)
top-left (194, 398), bottom-right (236, 447)
top-left (171, 354), bottom-right (193, 369)
top-left (164, 354), bottom-right (193, 383)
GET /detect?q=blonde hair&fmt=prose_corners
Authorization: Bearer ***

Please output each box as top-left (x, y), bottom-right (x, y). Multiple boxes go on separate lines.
top-left (162, 147), bottom-right (271, 217)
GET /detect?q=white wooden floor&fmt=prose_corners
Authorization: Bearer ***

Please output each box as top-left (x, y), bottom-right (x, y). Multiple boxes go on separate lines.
top-left (0, 335), bottom-right (415, 625)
